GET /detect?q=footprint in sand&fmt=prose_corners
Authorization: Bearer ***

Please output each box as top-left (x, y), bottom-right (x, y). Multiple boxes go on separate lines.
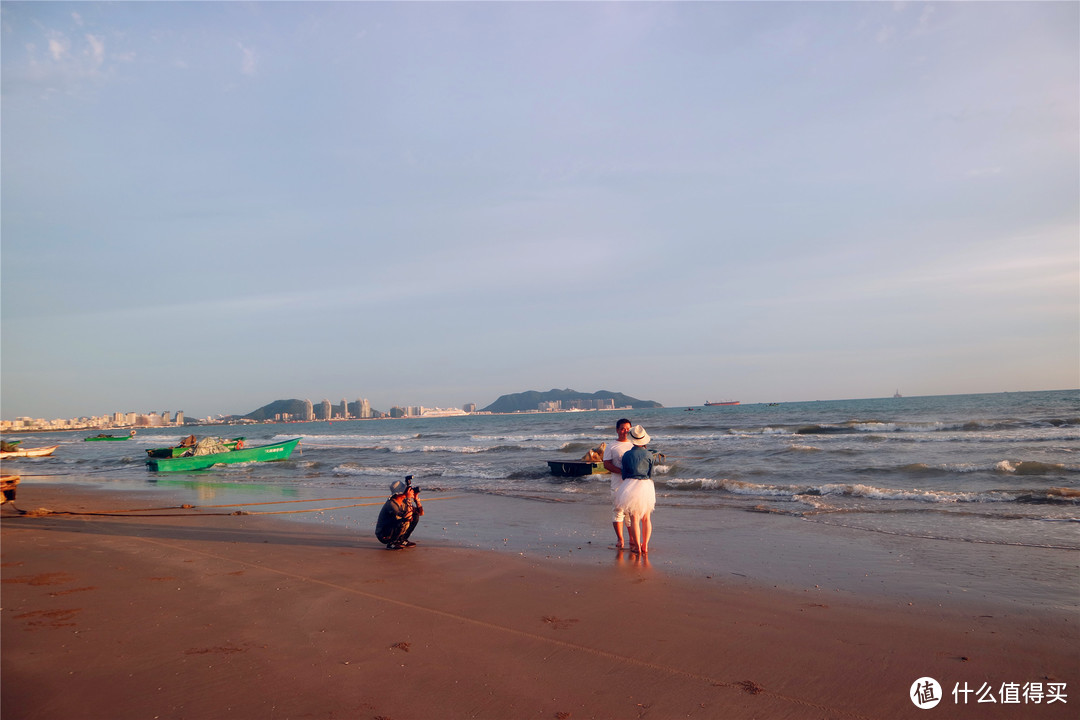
top-left (14, 608), bottom-right (81, 630)
top-left (541, 616), bottom-right (579, 631)
top-left (2, 572), bottom-right (76, 586)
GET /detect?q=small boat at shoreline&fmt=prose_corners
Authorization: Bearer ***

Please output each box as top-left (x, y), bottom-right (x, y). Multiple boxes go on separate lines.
top-left (146, 438), bottom-right (301, 472)
top-left (704, 400), bottom-right (740, 406)
top-left (1, 474), bottom-right (18, 504)
top-left (547, 459), bottom-right (609, 477)
top-left (0, 445), bottom-right (58, 459)
top-left (85, 430), bottom-right (137, 441)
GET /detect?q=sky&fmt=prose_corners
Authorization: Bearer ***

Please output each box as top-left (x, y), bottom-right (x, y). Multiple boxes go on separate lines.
top-left (2, 1), bottom-right (1077, 420)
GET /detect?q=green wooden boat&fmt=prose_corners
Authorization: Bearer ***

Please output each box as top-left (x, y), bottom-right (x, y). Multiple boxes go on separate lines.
top-left (146, 437), bottom-right (245, 459)
top-left (146, 438), bottom-right (301, 472)
top-left (85, 431), bottom-right (136, 441)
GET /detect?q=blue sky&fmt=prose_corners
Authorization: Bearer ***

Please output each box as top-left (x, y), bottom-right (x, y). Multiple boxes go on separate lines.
top-left (2, 1), bottom-right (1077, 420)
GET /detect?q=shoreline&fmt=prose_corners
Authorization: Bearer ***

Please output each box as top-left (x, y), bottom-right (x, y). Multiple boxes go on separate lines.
top-left (7, 477), bottom-right (1079, 613)
top-left (4, 482), bottom-right (1077, 719)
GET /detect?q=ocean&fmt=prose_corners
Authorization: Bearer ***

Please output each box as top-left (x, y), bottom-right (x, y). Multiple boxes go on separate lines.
top-left (5, 389), bottom-right (1078, 607)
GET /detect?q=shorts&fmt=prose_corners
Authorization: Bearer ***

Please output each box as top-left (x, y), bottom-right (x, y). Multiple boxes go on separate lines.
top-left (612, 485), bottom-right (626, 523)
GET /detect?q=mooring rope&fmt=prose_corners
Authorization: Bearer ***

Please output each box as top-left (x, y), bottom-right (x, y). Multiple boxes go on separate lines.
top-left (2, 494), bottom-right (462, 518)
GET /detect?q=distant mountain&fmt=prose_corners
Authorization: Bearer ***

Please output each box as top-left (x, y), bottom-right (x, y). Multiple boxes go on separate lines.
top-left (243, 398), bottom-right (384, 420)
top-left (244, 399), bottom-right (310, 421)
top-left (481, 389), bottom-right (662, 414)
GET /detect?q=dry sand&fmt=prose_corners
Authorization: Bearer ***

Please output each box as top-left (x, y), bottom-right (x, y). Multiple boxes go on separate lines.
top-left (3, 484), bottom-right (1076, 720)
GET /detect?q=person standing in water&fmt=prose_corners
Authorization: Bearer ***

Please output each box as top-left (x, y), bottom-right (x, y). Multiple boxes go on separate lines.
top-left (616, 425), bottom-right (656, 554)
top-left (602, 418), bottom-right (634, 549)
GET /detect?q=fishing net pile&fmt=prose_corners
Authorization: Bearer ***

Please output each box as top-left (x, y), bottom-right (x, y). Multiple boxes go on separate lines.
top-left (191, 438), bottom-right (233, 456)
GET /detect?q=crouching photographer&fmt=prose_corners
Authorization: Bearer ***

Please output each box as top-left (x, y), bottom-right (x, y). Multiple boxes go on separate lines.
top-left (375, 476), bottom-right (424, 550)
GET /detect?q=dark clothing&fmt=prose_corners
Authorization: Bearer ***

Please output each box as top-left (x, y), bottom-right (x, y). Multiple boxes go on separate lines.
top-left (375, 496), bottom-right (422, 546)
top-left (621, 445), bottom-right (655, 480)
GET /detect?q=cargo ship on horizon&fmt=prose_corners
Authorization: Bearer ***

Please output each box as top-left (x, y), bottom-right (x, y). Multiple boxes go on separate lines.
top-left (704, 400), bottom-right (740, 406)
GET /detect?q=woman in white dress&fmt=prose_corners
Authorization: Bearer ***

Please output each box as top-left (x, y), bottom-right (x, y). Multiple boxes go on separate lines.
top-left (615, 425), bottom-right (656, 554)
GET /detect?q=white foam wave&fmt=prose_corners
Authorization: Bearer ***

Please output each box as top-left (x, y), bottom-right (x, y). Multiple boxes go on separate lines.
top-left (383, 444), bottom-right (491, 454)
top-left (474, 433), bottom-right (589, 443)
top-left (721, 479), bottom-right (792, 496)
top-left (849, 421), bottom-right (953, 433)
top-left (440, 466), bottom-right (509, 480)
top-left (813, 483), bottom-right (1015, 504)
top-left (331, 464), bottom-right (412, 477)
top-left (733, 427), bottom-right (793, 436)
top-left (662, 478), bottom-right (725, 491)
top-left (280, 433), bottom-right (416, 444)
top-left (663, 477), bottom-right (1024, 505)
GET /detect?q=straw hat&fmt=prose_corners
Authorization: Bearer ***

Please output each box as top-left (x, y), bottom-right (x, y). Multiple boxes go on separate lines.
top-left (390, 480), bottom-right (408, 496)
top-left (629, 425), bottom-right (651, 446)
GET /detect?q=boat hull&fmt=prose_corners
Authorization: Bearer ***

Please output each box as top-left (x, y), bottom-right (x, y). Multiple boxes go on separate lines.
top-left (547, 460), bottom-right (609, 477)
top-left (0, 445), bottom-right (58, 459)
top-left (146, 438), bottom-right (301, 472)
top-left (1, 474), bottom-right (18, 504)
top-left (84, 436), bottom-right (133, 441)
top-left (704, 401), bottom-right (740, 406)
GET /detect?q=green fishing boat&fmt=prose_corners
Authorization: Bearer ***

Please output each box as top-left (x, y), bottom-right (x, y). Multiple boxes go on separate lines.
top-left (85, 430), bottom-right (136, 441)
top-left (146, 438), bottom-right (301, 472)
top-left (145, 437), bottom-right (245, 459)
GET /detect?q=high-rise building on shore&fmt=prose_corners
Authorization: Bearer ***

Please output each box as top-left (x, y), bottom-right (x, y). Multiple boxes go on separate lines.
top-left (2, 408), bottom-right (186, 432)
top-left (303, 400), bottom-right (314, 422)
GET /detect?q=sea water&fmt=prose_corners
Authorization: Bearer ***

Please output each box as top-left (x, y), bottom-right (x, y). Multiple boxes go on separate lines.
top-left (6, 389), bottom-right (1078, 606)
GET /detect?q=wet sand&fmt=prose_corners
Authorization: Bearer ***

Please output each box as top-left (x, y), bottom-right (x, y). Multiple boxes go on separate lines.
top-left (3, 483), bottom-right (1077, 719)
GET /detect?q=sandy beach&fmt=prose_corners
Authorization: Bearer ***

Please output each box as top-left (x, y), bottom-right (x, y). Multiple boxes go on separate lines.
top-left (3, 482), bottom-right (1077, 720)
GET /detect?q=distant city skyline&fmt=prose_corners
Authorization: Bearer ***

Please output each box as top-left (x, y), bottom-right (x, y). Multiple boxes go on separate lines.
top-left (2, 3), bottom-right (1076, 421)
top-left (0, 395), bottom-right (466, 429)
top-left (6, 385), bottom-right (1079, 431)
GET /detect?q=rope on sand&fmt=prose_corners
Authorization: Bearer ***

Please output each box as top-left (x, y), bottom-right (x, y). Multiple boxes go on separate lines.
top-left (2, 494), bottom-right (462, 518)
top-left (17, 467), bottom-right (147, 477)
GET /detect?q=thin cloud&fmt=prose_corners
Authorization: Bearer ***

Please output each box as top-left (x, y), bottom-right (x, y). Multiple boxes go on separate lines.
top-left (85, 34), bottom-right (105, 69)
top-left (917, 5), bottom-right (936, 34)
top-left (48, 34), bottom-right (68, 61)
top-left (239, 42), bottom-right (257, 75)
